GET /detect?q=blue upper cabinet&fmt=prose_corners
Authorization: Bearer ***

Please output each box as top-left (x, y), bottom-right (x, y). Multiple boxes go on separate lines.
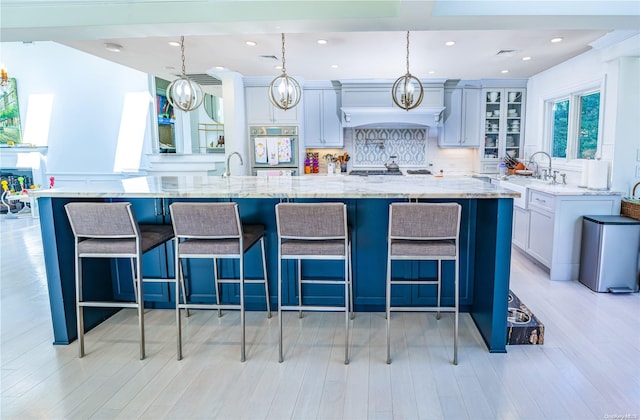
top-left (303, 84), bottom-right (343, 148)
top-left (439, 86), bottom-right (482, 148)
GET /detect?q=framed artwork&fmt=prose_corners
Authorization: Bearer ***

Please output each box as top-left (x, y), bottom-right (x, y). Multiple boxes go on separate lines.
top-left (0, 78), bottom-right (22, 145)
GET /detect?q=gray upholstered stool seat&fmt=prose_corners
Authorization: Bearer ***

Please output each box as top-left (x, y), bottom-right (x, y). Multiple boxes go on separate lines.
top-left (275, 202), bottom-right (353, 364)
top-left (169, 202), bottom-right (270, 362)
top-left (65, 201), bottom-right (183, 360)
top-left (386, 202), bottom-right (462, 365)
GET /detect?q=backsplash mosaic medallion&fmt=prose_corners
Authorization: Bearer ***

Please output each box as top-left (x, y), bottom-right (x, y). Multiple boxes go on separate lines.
top-left (353, 128), bottom-right (427, 166)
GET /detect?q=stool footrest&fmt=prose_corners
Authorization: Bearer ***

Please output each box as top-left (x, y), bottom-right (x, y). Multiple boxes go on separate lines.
top-left (217, 277), bottom-right (267, 284)
top-left (301, 279), bottom-right (349, 285)
top-left (78, 301), bottom-right (138, 308)
top-left (178, 303), bottom-right (241, 310)
top-left (280, 305), bottom-right (347, 312)
top-left (389, 306), bottom-right (457, 312)
top-left (390, 279), bottom-right (439, 285)
top-left (142, 276), bottom-right (176, 283)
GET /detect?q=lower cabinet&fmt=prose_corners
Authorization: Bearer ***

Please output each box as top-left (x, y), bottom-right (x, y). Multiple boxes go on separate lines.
top-left (512, 205), bottom-right (529, 250)
top-left (510, 188), bottom-right (620, 281)
top-left (527, 205), bottom-right (553, 267)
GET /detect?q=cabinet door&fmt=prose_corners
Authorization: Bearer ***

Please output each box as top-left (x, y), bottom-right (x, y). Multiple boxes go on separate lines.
top-left (478, 87), bottom-right (525, 172)
top-left (440, 88), bottom-right (480, 148)
top-left (246, 85), bottom-right (299, 124)
top-left (504, 89), bottom-right (524, 162)
top-left (512, 205), bottom-right (529, 250)
top-left (321, 88), bottom-right (342, 147)
top-left (273, 100), bottom-right (299, 124)
top-left (461, 88), bottom-right (481, 146)
top-left (303, 88), bottom-right (342, 148)
top-left (439, 88), bottom-right (463, 147)
top-left (528, 208), bottom-right (553, 267)
top-left (303, 90), bottom-right (324, 146)
top-left (482, 89), bottom-right (502, 160)
top-left (245, 86), bottom-right (274, 124)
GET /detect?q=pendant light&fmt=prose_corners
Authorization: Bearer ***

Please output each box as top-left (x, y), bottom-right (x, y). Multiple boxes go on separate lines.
top-left (166, 36), bottom-right (204, 112)
top-left (392, 31), bottom-right (424, 111)
top-left (268, 33), bottom-right (301, 111)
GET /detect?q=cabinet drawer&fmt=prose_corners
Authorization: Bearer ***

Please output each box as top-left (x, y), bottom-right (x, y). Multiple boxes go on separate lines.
top-left (529, 190), bottom-right (554, 212)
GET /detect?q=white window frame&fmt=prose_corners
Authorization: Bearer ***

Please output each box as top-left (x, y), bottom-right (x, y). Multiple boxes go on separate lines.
top-left (543, 78), bottom-right (605, 163)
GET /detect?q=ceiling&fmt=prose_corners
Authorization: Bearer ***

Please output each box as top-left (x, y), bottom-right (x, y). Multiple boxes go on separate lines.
top-left (2, 1), bottom-right (639, 89)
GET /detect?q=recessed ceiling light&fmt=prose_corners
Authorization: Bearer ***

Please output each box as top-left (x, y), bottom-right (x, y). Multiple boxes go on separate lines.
top-left (522, 56), bottom-right (532, 61)
top-left (501, 70), bottom-right (510, 74)
top-left (275, 65), bottom-right (282, 70)
top-left (104, 43), bottom-right (123, 52)
top-left (551, 37), bottom-right (564, 43)
top-left (215, 66), bottom-right (225, 70)
top-left (317, 39), bottom-right (328, 45)
top-left (331, 64), bottom-right (338, 69)
top-left (428, 70), bottom-right (436, 74)
top-left (168, 41), bottom-right (180, 47)
top-left (245, 41), bottom-right (257, 46)
top-left (445, 41), bottom-right (456, 46)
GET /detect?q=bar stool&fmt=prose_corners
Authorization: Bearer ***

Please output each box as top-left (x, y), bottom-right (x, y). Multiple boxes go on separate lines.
top-left (275, 202), bottom-right (352, 364)
top-left (65, 201), bottom-right (181, 359)
top-left (169, 202), bottom-right (270, 362)
top-left (385, 202), bottom-right (462, 365)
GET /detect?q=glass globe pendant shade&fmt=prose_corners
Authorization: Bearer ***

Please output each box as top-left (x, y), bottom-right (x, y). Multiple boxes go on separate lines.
top-left (392, 31), bottom-right (424, 111)
top-left (269, 74), bottom-right (301, 111)
top-left (392, 73), bottom-right (423, 111)
top-left (166, 76), bottom-right (204, 112)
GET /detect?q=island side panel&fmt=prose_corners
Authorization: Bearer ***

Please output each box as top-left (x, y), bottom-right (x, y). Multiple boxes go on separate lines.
top-left (39, 197), bottom-right (119, 344)
top-left (470, 198), bottom-right (513, 353)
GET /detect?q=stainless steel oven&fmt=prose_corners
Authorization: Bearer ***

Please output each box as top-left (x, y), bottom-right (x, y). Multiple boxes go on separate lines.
top-left (249, 126), bottom-right (299, 175)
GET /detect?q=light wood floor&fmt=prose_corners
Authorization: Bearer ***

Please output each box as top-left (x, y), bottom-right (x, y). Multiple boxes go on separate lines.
top-left (1, 216), bottom-right (639, 419)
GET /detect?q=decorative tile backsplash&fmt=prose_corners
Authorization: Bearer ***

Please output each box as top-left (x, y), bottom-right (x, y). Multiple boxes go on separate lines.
top-left (353, 128), bottom-right (427, 166)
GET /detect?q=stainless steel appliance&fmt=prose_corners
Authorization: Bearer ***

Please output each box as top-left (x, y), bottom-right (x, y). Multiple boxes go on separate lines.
top-left (579, 215), bottom-right (640, 293)
top-left (249, 126), bottom-right (298, 175)
top-left (348, 170), bottom-right (404, 176)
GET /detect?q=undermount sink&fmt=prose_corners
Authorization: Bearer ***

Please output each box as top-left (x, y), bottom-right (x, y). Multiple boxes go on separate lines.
top-left (504, 176), bottom-right (553, 185)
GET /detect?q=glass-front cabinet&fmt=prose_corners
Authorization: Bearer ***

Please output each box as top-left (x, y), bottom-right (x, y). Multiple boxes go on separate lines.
top-left (478, 88), bottom-right (525, 172)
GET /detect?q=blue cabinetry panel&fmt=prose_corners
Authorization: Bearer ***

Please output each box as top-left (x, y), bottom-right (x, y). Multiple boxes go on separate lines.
top-left (40, 195), bottom-right (511, 352)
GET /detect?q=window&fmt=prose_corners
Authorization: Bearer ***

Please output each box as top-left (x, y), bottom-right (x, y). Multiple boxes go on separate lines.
top-left (578, 92), bottom-right (600, 159)
top-left (551, 99), bottom-right (569, 158)
top-left (547, 86), bottom-right (602, 160)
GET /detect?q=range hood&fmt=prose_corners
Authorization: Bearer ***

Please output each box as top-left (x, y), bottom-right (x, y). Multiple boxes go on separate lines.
top-left (341, 106), bottom-right (445, 128)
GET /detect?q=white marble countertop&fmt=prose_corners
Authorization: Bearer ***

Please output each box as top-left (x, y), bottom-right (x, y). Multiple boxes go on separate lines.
top-left (30, 175), bottom-right (520, 199)
top-left (497, 176), bottom-right (622, 196)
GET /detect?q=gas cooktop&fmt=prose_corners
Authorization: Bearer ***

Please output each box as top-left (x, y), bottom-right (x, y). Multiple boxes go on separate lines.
top-left (348, 170), bottom-right (404, 176)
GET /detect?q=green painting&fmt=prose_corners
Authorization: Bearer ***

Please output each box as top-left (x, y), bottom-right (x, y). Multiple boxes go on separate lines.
top-left (0, 78), bottom-right (22, 145)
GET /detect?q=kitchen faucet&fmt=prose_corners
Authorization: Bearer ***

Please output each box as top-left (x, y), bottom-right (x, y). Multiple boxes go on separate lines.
top-left (528, 151), bottom-right (552, 181)
top-left (223, 152), bottom-right (243, 177)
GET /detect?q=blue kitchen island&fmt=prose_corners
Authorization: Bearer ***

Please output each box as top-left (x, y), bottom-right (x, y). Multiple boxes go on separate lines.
top-left (33, 175), bottom-right (518, 353)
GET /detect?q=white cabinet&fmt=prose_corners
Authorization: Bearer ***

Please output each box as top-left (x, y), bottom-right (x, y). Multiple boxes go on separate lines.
top-left (476, 88), bottom-right (525, 173)
top-left (521, 187), bottom-right (619, 280)
top-left (500, 179), bottom-right (621, 280)
top-left (245, 85), bottom-right (299, 125)
top-left (527, 190), bottom-right (554, 267)
top-left (303, 87), bottom-right (343, 148)
top-left (439, 87), bottom-right (481, 147)
top-left (512, 205), bottom-right (530, 250)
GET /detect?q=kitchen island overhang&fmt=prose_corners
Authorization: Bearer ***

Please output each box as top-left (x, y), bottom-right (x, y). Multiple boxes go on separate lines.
top-left (33, 175), bottom-right (519, 353)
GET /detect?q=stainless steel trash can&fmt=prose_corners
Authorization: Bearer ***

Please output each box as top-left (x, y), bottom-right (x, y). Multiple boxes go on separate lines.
top-left (579, 215), bottom-right (640, 293)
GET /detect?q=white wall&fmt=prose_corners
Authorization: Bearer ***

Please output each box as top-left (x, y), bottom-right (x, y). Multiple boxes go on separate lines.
top-left (2, 41), bottom-right (153, 184)
top-left (525, 33), bottom-right (640, 193)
